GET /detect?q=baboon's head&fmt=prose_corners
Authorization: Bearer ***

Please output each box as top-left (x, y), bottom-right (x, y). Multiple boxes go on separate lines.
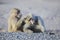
top-left (24, 14), bottom-right (35, 24)
top-left (10, 8), bottom-right (22, 18)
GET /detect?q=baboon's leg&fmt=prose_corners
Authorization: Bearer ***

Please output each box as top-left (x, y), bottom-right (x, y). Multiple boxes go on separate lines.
top-left (8, 19), bottom-right (18, 32)
top-left (12, 19), bottom-right (23, 32)
top-left (16, 19), bottom-right (22, 28)
top-left (8, 18), bottom-right (23, 32)
top-left (36, 25), bottom-right (44, 32)
top-left (8, 26), bottom-right (13, 32)
top-left (23, 24), bottom-right (33, 33)
top-left (35, 17), bottom-right (45, 32)
top-left (8, 20), bottom-right (17, 32)
top-left (8, 19), bottom-right (13, 32)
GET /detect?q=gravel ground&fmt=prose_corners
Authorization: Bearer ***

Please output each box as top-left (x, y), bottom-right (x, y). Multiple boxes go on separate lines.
top-left (0, 30), bottom-right (60, 40)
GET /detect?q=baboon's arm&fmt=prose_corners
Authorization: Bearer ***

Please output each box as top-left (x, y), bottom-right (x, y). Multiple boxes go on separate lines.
top-left (23, 24), bottom-right (33, 33)
top-left (8, 23), bottom-right (12, 32)
top-left (16, 19), bottom-right (22, 28)
top-left (8, 19), bottom-right (13, 32)
top-left (8, 19), bottom-right (23, 32)
top-left (11, 19), bottom-right (18, 32)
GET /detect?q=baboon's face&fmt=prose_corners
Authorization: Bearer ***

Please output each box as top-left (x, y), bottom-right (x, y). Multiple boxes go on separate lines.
top-left (11, 8), bottom-right (22, 19)
top-left (29, 18), bottom-right (35, 24)
top-left (24, 17), bottom-right (35, 25)
top-left (11, 9), bottom-right (18, 15)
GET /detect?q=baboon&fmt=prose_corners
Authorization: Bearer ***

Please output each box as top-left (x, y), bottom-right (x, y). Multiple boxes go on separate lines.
top-left (8, 8), bottom-right (22, 32)
top-left (23, 14), bottom-right (34, 33)
top-left (23, 14), bottom-right (45, 33)
top-left (8, 8), bottom-right (44, 33)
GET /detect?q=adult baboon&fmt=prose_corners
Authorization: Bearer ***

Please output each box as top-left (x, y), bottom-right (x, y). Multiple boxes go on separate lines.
top-left (8, 8), bottom-right (22, 32)
top-left (22, 14), bottom-right (34, 33)
top-left (23, 14), bottom-right (45, 33)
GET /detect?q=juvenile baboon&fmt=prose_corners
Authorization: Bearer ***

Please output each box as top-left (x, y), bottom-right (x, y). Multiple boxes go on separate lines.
top-left (23, 14), bottom-right (45, 33)
top-left (8, 8), bottom-right (22, 32)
